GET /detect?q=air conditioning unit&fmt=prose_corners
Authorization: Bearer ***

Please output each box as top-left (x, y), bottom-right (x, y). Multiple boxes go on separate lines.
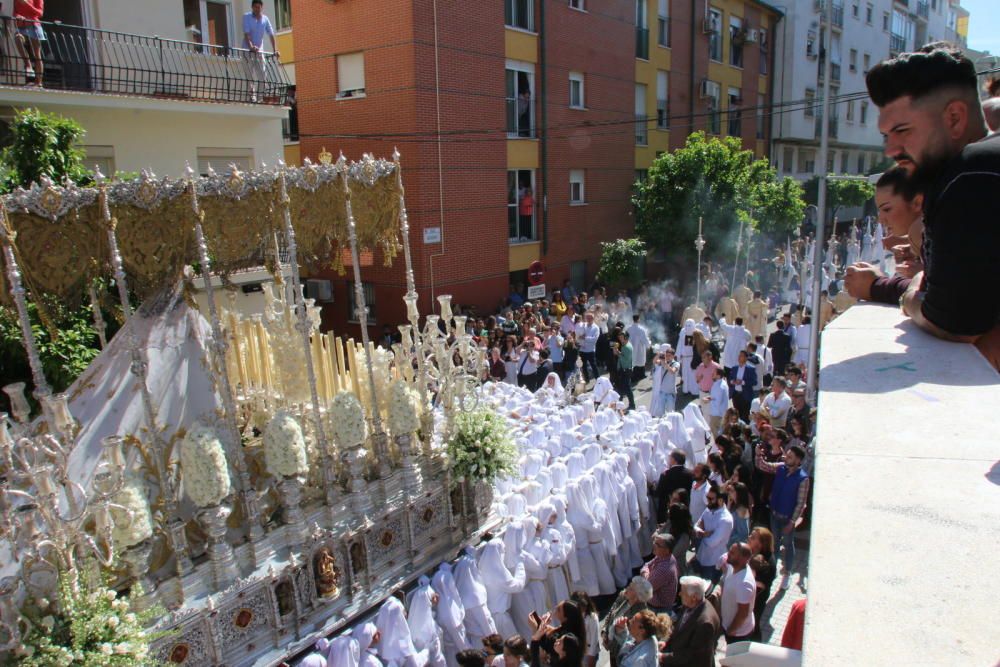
top-left (702, 16), bottom-right (719, 33)
top-left (304, 279), bottom-right (333, 302)
top-left (745, 28), bottom-right (759, 43)
top-left (699, 80), bottom-right (713, 99)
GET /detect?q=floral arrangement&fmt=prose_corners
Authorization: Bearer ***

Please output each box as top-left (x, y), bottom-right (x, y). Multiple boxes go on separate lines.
top-left (330, 391), bottom-right (367, 447)
top-left (445, 410), bottom-right (518, 488)
top-left (263, 410), bottom-right (309, 478)
top-left (110, 481), bottom-right (153, 550)
top-left (387, 380), bottom-right (421, 437)
top-left (179, 423), bottom-right (232, 508)
top-left (16, 572), bottom-right (165, 666)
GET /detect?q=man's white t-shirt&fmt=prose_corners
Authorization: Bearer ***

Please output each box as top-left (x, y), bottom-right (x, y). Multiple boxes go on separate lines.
top-left (720, 563), bottom-right (756, 637)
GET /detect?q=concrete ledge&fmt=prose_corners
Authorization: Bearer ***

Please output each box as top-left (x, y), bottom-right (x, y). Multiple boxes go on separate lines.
top-left (806, 304), bottom-right (1000, 666)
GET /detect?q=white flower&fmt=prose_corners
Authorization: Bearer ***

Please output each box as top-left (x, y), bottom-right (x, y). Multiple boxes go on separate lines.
top-left (107, 615), bottom-right (120, 628)
top-left (330, 392), bottom-right (367, 447)
top-left (99, 643), bottom-right (113, 655)
top-left (180, 424), bottom-right (232, 508)
top-left (110, 480), bottom-right (153, 549)
top-left (387, 380), bottom-right (421, 437)
top-left (263, 411), bottom-right (309, 478)
top-left (124, 613), bottom-right (137, 624)
top-left (105, 590), bottom-right (117, 601)
top-left (114, 642), bottom-right (131, 654)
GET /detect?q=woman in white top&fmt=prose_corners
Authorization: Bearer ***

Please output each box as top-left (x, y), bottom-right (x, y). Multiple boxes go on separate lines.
top-left (502, 336), bottom-right (520, 384)
top-left (376, 597), bottom-right (427, 667)
top-left (431, 563), bottom-right (470, 667)
top-left (352, 622), bottom-right (383, 667)
top-left (326, 636), bottom-right (360, 667)
top-left (407, 576), bottom-right (447, 667)
top-left (567, 480), bottom-right (616, 596)
top-left (570, 591), bottom-right (601, 667)
top-left (477, 539), bottom-right (527, 638)
top-left (453, 548), bottom-right (497, 648)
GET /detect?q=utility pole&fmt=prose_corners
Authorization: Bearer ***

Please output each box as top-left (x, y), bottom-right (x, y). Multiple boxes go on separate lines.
top-left (807, 0), bottom-right (833, 402)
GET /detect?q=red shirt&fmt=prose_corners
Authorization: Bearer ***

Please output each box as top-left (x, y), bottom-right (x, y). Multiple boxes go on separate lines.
top-left (15, 0), bottom-right (44, 25)
top-left (780, 598), bottom-right (806, 650)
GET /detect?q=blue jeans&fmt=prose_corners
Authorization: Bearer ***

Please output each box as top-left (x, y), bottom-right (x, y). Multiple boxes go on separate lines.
top-left (771, 514), bottom-right (796, 572)
top-left (580, 351), bottom-right (599, 381)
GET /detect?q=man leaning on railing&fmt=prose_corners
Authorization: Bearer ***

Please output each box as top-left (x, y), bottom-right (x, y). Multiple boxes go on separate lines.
top-left (242, 0), bottom-right (279, 103)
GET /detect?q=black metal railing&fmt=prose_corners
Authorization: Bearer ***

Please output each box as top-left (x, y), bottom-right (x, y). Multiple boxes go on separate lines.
top-left (916, 0), bottom-right (929, 18)
top-left (890, 32), bottom-right (907, 54)
top-left (0, 16), bottom-right (290, 105)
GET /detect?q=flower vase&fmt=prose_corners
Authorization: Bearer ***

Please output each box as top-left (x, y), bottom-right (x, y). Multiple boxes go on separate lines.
top-left (198, 503), bottom-right (238, 590)
top-left (394, 433), bottom-right (423, 497)
top-left (122, 540), bottom-right (156, 611)
top-left (278, 476), bottom-right (308, 547)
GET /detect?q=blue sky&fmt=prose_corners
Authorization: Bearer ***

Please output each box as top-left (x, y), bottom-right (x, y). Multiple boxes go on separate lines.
top-left (962, 0), bottom-right (1000, 56)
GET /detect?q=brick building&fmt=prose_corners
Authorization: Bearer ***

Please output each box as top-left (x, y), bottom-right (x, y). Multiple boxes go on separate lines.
top-left (293, 0), bottom-right (779, 335)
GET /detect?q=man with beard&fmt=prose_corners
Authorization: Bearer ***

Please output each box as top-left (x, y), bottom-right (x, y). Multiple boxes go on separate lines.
top-left (845, 44), bottom-right (1000, 370)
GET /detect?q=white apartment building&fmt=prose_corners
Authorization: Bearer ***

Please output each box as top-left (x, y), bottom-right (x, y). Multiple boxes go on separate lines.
top-left (0, 1), bottom-right (291, 177)
top-left (770, 0), bottom-right (965, 184)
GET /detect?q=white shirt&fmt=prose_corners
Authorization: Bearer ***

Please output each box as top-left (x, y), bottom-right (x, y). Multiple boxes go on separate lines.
top-left (696, 505), bottom-right (733, 567)
top-left (709, 378), bottom-right (730, 417)
top-left (579, 323), bottom-right (600, 353)
top-left (626, 323), bottom-right (651, 367)
top-left (689, 481), bottom-right (710, 525)
top-left (720, 563), bottom-right (756, 637)
top-left (762, 391), bottom-right (792, 426)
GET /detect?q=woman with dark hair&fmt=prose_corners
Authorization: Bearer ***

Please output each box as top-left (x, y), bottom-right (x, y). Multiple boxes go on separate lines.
top-left (530, 611), bottom-right (584, 667)
top-left (665, 502), bottom-right (693, 575)
top-left (503, 335), bottom-right (520, 385)
top-left (727, 482), bottom-right (753, 548)
top-left (706, 452), bottom-right (728, 487)
top-left (715, 435), bottom-right (743, 479)
top-left (570, 591), bottom-right (600, 667)
top-left (498, 634), bottom-right (530, 667)
top-left (748, 526), bottom-right (777, 641)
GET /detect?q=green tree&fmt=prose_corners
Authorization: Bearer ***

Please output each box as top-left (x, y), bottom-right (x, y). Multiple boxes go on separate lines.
top-left (803, 175), bottom-right (875, 216)
top-left (596, 238), bottom-right (647, 287)
top-left (632, 132), bottom-right (805, 266)
top-left (1, 108), bottom-right (90, 191)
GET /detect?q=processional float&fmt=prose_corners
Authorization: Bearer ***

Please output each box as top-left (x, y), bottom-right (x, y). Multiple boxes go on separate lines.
top-left (0, 150), bottom-right (494, 665)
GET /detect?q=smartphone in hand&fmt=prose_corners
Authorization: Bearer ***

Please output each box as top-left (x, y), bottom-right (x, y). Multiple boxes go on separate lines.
top-left (529, 610), bottom-right (542, 628)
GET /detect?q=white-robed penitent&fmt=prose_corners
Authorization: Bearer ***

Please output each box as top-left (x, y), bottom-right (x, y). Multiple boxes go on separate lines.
top-left (535, 502), bottom-right (572, 610)
top-left (718, 317), bottom-right (752, 369)
top-left (299, 638), bottom-right (335, 667)
top-left (677, 320), bottom-right (698, 394)
top-left (682, 404), bottom-right (711, 463)
top-left (477, 539), bottom-right (527, 638)
top-left (510, 517), bottom-right (553, 636)
top-left (327, 636), bottom-right (361, 667)
top-left (352, 622), bottom-right (383, 667)
top-left (407, 576), bottom-right (447, 667)
top-left (431, 563), bottom-right (470, 667)
top-left (453, 547), bottom-right (497, 648)
top-left (590, 377), bottom-right (620, 409)
top-left (376, 598), bottom-right (427, 667)
top-left (549, 495), bottom-right (580, 581)
top-left (567, 480), bottom-right (616, 595)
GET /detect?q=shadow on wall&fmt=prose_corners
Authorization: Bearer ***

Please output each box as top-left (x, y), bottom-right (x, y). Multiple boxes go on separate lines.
top-left (819, 320), bottom-right (997, 394)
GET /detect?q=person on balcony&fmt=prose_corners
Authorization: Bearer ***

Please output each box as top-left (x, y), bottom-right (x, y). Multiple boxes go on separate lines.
top-left (243, 0), bottom-right (279, 102)
top-left (13, 0), bottom-right (45, 87)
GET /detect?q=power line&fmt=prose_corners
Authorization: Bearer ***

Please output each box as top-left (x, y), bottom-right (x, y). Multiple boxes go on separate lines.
top-left (297, 66), bottom-right (1000, 145)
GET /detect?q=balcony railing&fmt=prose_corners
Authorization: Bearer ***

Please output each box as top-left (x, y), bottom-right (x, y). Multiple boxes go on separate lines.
top-left (916, 0), bottom-right (930, 18)
top-left (0, 16), bottom-right (289, 105)
top-left (815, 116), bottom-right (839, 139)
top-left (820, 61), bottom-right (842, 82)
top-left (506, 94), bottom-right (534, 138)
top-left (815, 0), bottom-right (845, 27)
top-left (636, 27), bottom-right (650, 60)
top-left (890, 32), bottom-right (907, 54)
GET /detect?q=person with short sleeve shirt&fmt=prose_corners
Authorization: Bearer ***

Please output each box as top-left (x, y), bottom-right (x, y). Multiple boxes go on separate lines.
top-left (717, 543), bottom-right (756, 643)
top-left (242, 0), bottom-right (279, 102)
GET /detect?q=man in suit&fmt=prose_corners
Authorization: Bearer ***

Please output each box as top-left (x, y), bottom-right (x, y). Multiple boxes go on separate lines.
top-left (727, 351), bottom-right (757, 423)
top-left (654, 451), bottom-right (693, 524)
top-left (660, 576), bottom-right (720, 666)
top-left (767, 320), bottom-right (792, 382)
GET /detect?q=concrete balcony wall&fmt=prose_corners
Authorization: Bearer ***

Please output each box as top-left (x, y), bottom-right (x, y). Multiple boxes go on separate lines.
top-left (806, 304), bottom-right (1000, 665)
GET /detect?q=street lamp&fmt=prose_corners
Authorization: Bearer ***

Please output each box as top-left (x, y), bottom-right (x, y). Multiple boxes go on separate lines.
top-left (694, 216), bottom-right (706, 307)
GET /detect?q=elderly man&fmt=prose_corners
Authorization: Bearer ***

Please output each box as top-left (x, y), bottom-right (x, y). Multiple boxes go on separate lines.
top-left (601, 576), bottom-right (653, 667)
top-left (642, 533), bottom-right (679, 614)
top-left (659, 576), bottom-right (720, 666)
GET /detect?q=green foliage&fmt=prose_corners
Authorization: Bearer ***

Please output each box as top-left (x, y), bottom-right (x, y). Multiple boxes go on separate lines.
top-left (0, 108), bottom-right (90, 192)
top-left (0, 297), bottom-right (104, 405)
top-left (632, 132), bottom-right (805, 262)
top-left (803, 175), bottom-right (875, 213)
top-left (596, 237), bottom-right (647, 287)
top-left (14, 571), bottom-right (167, 666)
top-left (446, 410), bottom-right (518, 488)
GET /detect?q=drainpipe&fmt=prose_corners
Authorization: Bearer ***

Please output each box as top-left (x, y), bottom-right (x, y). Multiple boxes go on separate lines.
top-left (689, 0), bottom-right (698, 130)
top-left (540, 0), bottom-right (549, 255)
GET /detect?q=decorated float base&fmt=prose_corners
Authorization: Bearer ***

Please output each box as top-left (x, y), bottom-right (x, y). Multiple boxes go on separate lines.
top-left (151, 469), bottom-right (498, 666)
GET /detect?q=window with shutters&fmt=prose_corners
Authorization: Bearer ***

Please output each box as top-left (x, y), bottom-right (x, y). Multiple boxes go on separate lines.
top-left (337, 52), bottom-right (365, 98)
